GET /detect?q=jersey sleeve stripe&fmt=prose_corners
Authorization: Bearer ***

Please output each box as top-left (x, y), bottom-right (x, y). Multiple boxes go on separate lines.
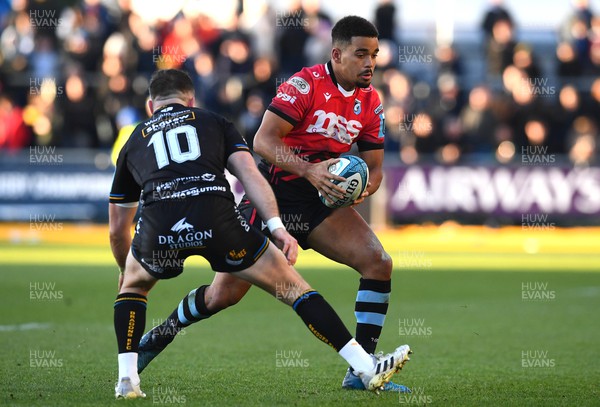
top-left (356, 140), bottom-right (384, 152)
top-left (234, 144), bottom-right (250, 151)
top-left (267, 105), bottom-right (298, 126)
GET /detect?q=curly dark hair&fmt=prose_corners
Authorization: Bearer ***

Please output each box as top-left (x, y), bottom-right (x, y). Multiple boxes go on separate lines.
top-left (331, 15), bottom-right (379, 48)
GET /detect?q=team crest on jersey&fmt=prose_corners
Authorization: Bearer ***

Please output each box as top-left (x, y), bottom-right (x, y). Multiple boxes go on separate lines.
top-left (287, 77), bottom-right (310, 94)
top-left (353, 99), bottom-right (362, 115)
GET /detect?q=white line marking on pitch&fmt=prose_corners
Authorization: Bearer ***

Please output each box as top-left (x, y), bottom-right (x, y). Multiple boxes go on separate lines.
top-left (0, 322), bottom-right (52, 332)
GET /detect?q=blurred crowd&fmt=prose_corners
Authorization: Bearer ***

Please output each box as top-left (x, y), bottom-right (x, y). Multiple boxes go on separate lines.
top-left (0, 0), bottom-right (598, 166)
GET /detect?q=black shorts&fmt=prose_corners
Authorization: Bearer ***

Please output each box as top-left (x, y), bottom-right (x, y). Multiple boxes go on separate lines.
top-left (131, 196), bottom-right (269, 279)
top-left (238, 170), bottom-right (334, 250)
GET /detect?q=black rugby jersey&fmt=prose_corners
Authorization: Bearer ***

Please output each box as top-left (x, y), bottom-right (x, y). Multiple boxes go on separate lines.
top-left (109, 104), bottom-right (249, 206)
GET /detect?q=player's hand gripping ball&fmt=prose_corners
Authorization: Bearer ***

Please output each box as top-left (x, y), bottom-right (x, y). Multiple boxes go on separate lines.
top-left (319, 155), bottom-right (369, 208)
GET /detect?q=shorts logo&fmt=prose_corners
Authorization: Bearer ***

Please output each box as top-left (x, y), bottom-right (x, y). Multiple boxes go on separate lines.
top-left (287, 77), bottom-right (310, 94)
top-left (159, 218), bottom-right (212, 249)
top-left (171, 217), bottom-right (194, 233)
top-left (225, 248), bottom-right (247, 266)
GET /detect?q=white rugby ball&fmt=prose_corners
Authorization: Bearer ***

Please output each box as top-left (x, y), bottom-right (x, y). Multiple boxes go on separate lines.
top-left (319, 155), bottom-right (369, 208)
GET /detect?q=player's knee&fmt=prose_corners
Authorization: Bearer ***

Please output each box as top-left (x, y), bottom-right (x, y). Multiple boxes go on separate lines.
top-left (377, 250), bottom-right (393, 279)
top-left (361, 249), bottom-right (392, 280)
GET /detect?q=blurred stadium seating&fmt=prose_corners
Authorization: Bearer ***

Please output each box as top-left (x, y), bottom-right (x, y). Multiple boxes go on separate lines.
top-left (0, 0), bottom-right (598, 226)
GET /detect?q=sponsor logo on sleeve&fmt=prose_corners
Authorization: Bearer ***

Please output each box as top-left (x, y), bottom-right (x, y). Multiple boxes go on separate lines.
top-left (287, 77), bottom-right (310, 94)
top-left (374, 104), bottom-right (384, 115)
top-left (276, 92), bottom-right (297, 104)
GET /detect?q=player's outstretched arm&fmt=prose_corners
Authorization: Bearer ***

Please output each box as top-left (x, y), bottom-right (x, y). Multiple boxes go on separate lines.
top-left (108, 203), bottom-right (138, 271)
top-left (253, 111), bottom-right (346, 204)
top-left (227, 151), bottom-right (298, 265)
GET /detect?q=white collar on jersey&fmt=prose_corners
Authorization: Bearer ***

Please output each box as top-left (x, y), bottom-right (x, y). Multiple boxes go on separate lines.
top-left (324, 62), bottom-right (356, 98)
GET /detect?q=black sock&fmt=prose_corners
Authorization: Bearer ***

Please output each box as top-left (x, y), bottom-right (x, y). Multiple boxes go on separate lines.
top-left (355, 278), bottom-right (391, 354)
top-left (114, 293), bottom-right (147, 353)
top-left (293, 290), bottom-right (353, 352)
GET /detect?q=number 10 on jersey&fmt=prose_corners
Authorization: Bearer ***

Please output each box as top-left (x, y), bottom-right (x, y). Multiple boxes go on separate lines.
top-left (148, 124), bottom-right (201, 169)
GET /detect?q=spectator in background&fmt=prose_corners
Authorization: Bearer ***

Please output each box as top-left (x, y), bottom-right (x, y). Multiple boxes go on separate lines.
top-left (30, 35), bottom-right (60, 80)
top-left (303, 0), bottom-right (333, 67)
top-left (0, 9), bottom-right (34, 75)
top-left (97, 31), bottom-right (135, 141)
top-left (159, 15), bottom-right (199, 70)
top-left (57, 1), bottom-right (110, 72)
top-left (584, 78), bottom-right (600, 125)
top-left (459, 85), bottom-right (498, 154)
top-left (374, 0), bottom-right (397, 43)
top-left (243, 57), bottom-right (277, 108)
top-left (486, 18), bottom-right (516, 75)
top-left (238, 92), bottom-right (265, 148)
top-left (0, 93), bottom-right (30, 151)
top-left (481, 0), bottom-right (513, 42)
top-left (512, 43), bottom-right (542, 80)
top-left (548, 84), bottom-right (582, 154)
top-left (556, 41), bottom-right (584, 77)
top-left (562, 0), bottom-right (594, 37)
top-left (557, 84), bottom-right (583, 127)
top-left (191, 51), bottom-right (220, 112)
top-left (435, 44), bottom-right (462, 78)
top-left (504, 67), bottom-right (549, 152)
top-left (58, 71), bottom-right (98, 147)
top-left (567, 116), bottom-right (597, 165)
top-left (276, 0), bottom-right (309, 76)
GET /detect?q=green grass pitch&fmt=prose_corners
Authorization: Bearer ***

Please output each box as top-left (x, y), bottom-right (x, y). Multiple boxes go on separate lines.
top-left (1, 260), bottom-right (599, 406)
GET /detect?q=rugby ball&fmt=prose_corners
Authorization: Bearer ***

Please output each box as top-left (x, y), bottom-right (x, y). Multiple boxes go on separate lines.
top-left (319, 155), bottom-right (369, 208)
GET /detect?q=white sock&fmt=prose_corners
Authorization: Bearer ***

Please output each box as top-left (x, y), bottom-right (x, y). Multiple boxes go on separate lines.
top-left (118, 352), bottom-right (140, 384)
top-left (338, 338), bottom-right (374, 373)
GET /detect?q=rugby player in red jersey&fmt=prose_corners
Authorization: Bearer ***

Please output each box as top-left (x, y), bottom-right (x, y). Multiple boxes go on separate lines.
top-left (137, 16), bottom-right (411, 392)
